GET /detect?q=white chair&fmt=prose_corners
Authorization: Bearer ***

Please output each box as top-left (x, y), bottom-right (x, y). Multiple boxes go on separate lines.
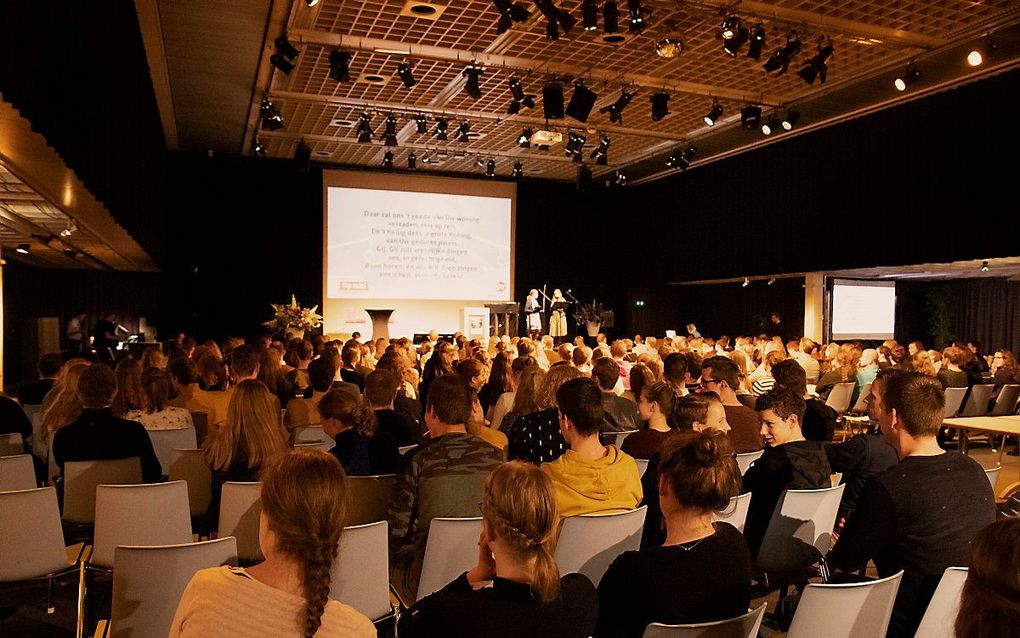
top-left (914, 567), bottom-right (968, 638)
top-left (643, 602), bottom-right (767, 638)
top-left (556, 506), bottom-right (647, 587)
top-left (103, 537), bottom-right (238, 638)
top-left (416, 517), bottom-right (484, 601)
top-left (849, 383), bottom-right (871, 413)
top-left (825, 383), bottom-right (856, 415)
top-left (634, 458), bottom-right (649, 478)
top-left (345, 474), bottom-right (397, 526)
top-left (0, 453), bottom-right (37, 491)
top-left (169, 448), bottom-right (212, 518)
top-left (831, 472), bottom-right (844, 488)
top-left (713, 493), bottom-right (751, 533)
top-left (147, 426), bottom-right (197, 474)
top-left (958, 384), bottom-right (994, 417)
top-left (218, 481), bottom-right (263, 563)
top-left (989, 384), bottom-right (1020, 415)
top-left (0, 432), bottom-right (24, 456)
top-left (983, 465), bottom-right (1001, 492)
top-left (331, 521), bottom-right (392, 623)
top-left (609, 430), bottom-right (639, 447)
top-left (755, 485), bottom-right (845, 579)
top-left (92, 481), bottom-right (193, 568)
top-left (735, 450), bottom-right (763, 475)
top-left (398, 444), bottom-right (417, 456)
top-left (295, 440), bottom-right (332, 453)
top-left (943, 387), bottom-right (967, 418)
top-left (787, 571), bottom-right (904, 638)
top-left (293, 424), bottom-right (329, 444)
top-left (23, 404), bottom-right (46, 460)
top-left (62, 458), bottom-right (143, 525)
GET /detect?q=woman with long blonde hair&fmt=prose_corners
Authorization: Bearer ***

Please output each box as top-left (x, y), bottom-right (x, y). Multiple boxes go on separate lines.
top-left (399, 462), bottom-right (598, 637)
top-left (41, 361), bottom-right (91, 442)
top-left (111, 357), bottom-right (144, 416)
top-left (170, 451), bottom-right (375, 637)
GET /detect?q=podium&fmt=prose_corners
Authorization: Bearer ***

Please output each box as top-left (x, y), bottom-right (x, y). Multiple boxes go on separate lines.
top-left (364, 308), bottom-right (394, 342)
top-left (486, 302), bottom-right (519, 338)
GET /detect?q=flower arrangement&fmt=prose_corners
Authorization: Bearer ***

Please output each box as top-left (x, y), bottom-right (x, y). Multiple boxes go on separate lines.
top-left (264, 295), bottom-right (323, 332)
top-left (573, 299), bottom-right (605, 325)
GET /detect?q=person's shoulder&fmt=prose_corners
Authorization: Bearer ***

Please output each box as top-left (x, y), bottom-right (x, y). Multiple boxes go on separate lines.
top-left (186, 565), bottom-right (236, 592)
top-left (560, 571), bottom-right (598, 602)
top-left (321, 600), bottom-right (376, 637)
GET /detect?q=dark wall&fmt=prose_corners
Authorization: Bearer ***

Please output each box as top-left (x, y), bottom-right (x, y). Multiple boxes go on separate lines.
top-left (896, 278), bottom-right (1020, 354)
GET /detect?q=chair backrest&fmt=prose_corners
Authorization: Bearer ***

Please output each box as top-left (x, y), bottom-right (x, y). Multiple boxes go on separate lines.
top-left (849, 383), bottom-right (871, 413)
top-left (643, 602), bottom-right (767, 638)
top-left (0, 487), bottom-right (71, 581)
top-left (610, 430), bottom-right (639, 447)
top-left (755, 485), bottom-right (845, 576)
top-left (635, 458), bottom-right (649, 478)
top-left (990, 384), bottom-right (1020, 416)
top-left (93, 481), bottom-right (194, 567)
top-left (825, 383), bottom-right (856, 414)
top-left (190, 411), bottom-right (209, 446)
top-left (787, 570), bottom-right (903, 638)
top-left (110, 537), bottom-right (238, 638)
top-left (63, 457), bottom-right (143, 524)
top-left (345, 474), bottom-right (397, 526)
top-left (294, 440), bottom-right (332, 453)
top-left (398, 444), bottom-right (416, 456)
top-left (218, 481), bottom-right (263, 562)
top-left (147, 426), bottom-right (198, 474)
top-left (0, 432), bottom-right (24, 456)
top-left (555, 506), bottom-right (647, 587)
top-left (735, 451), bottom-right (764, 475)
top-left (959, 384), bottom-right (994, 417)
top-left (914, 567), bottom-right (968, 638)
top-left (168, 448), bottom-right (213, 517)
top-left (983, 465), bottom-right (1001, 492)
top-left (331, 521), bottom-right (391, 621)
top-left (416, 517), bottom-right (484, 601)
top-left (832, 472), bottom-right (844, 488)
top-left (24, 405), bottom-right (46, 460)
top-left (943, 387), bottom-right (968, 418)
top-left (293, 424), bottom-right (329, 444)
top-left (0, 454), bottom-right (37, 491)
top-left (713, 493), bottom-right (752, 533)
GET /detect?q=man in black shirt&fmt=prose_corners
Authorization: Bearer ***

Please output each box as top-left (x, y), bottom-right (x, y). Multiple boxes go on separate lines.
top-left (827, 372), bottom-right (995, 638)
top-left (366, 368), bottom-right (421, 446)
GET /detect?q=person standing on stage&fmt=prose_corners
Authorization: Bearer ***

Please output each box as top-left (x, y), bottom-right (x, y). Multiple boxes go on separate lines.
top-left (525, 289), bottom-right (542, 340)
top-left (550, 289), bottom-right (568, 344)
top-left (67, 312), bottom-right (86, 355)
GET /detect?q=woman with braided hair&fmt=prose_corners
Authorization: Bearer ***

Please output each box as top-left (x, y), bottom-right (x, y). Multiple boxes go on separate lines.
top-left (170, 451), bottom-right (374, 637)
top-left (398, 461), bottom-right (598, 637)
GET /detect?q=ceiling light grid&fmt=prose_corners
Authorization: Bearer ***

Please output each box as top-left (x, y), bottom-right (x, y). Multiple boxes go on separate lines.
top-left (320, 0), bottom-right (495, 52)
top-left (772, 0), bottom-right (1008, 38)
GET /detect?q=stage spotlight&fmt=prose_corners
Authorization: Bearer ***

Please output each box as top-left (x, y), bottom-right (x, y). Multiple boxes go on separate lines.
top-left (564, 131), bottom-right (586, 160)
top-left (589, 135), bottom-right (610, 165)
top-left (603, 0), bottom-right (620, 34)
top-left (518, 128), bottom-right (533, 148)
top-left (434, 117), bottom-right (449, 140)
top-left (981, 261), bottom-right (990, 272)
top-left (742, 277), bottom-right (750, 287)
top-left (490, 0), bottom-right (531, 34)
top-left (665, 149), bottom-right (685, 170)
top-left (506, 75), bottom-right (535, 114)
top-left (260, 98), bottom-right (284, 130)
top-left (582, 0), bottom-right (598, 30)
top-left (462, 64), bottom-right (485, 99)
top-left (798, 41), bottom-right (833, 85)
top-left (724, 26), bottom-right (749, 56)
top-left (407, 152), bottom-right (417, 170)
top-left (763, 32), bottom-right (801, 76)
top-left (304, 0), bottom-right (320, 6)
top-left (704, 100), bottom-right (723, 126)
top-left (761, 116), bottom-right (781, 136)
top-left (740, 105), bottom-right (762, 130)
top-left (565, 81), bottom-right (597, 122)
top-left (271, 35), bottom-right (299, 74)
top-left (683, 143), bottom-right (697, 163)
top-left (60, 223), bottom-right (78, 238)
top-left (328, 50), bottom-right (352, 83)
top-left (382, 113), bottom-right (399, 146)
top-left (599, 88), bottom-right (636, 124)
top-left (251, 138), bottom-right (267, 156)
top-left (357, 112), bottom-right (373, 143)
top-left (627, 0), bottom-right (644, 31)
top-left (968, 37), bottom-right (996, 66)
top-left (512, 162), bottom-right (523, 177)
top-left (456, 121), bottom-right (471, 142)
top-left (382, 151), bottom-right (394, 169)
top-left (781, 110), bottom-right (800, 130)
top-left (16, 243), bottom-right (29, 254)
top-left (415, 113), bottom-right (428, 134)
top-left (721, 16), bottom-right (739, 40)
top-left (747, 23), bottom-right (766, 60)
top-left (397, 61), bottom-right (417, 89)
top-left (576, 164), bottom-right (592, 192)
top-left (650, 92), bottom-right (671, 122)
top-left (894, 62), bottom-right (920, 91)
top-left (543, 82), bottom-right (565, 119)
top-left (485, 159), bottom-right (496, 177)
top-left (534, 0), bottom-right (576, 41)
top-left (768, 277), bottom-right (776, 285)
top-left (614, 171), bottom-right (628, 186)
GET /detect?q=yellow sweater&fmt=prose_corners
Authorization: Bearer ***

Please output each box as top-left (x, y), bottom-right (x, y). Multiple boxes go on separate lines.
top-left (169, 566), bottom-right (375, 638)
top-left (542, 445), bottom-right (643, 518)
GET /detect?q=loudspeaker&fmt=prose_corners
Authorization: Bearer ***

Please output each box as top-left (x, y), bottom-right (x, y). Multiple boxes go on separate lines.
top-left (542, 82), bottom-right (565, 119)
top-left (565, 83), bottom-right (597, 122)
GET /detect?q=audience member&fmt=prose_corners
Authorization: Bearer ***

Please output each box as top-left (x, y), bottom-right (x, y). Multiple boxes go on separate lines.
top-left (40, 361), bottom-right (90, 444)
top-left (284, 340), bottom-right (314, 393)
top-left (749, 351), bottom-right (785, 397)
top-left (542, 378), bottom-right (642, 517)
top-left (258, 345), bottom-right (295, 407)
top-left (571, 345), bottom-right (592, 375)
top-left (467, 393), bottom-right (508, 451)
top-left (854, 348), bottom-right (880, 404)
top-left (622, 381), bottom-right (678, 459)
top-left (828, 372), bottom-right (996, 638)
top-left (662, 353), bottom-right (688, 397)
top-left (110, 357), bottom-right (144, 416)
top-left (479, 352), bottom-right (512, 418)
top-left (400, 462), bottom-right (598, 637)
top-left (506, 365), bottom-right (582, 464)
top-left (936, 346), bottom-right (970, 390)
top-left (124, 367), bottom-right (194, 430)
top-left (18, 352), bottom-right (63, 405)
top-left (167, 357), bottom-right (212, 413)
top-left (206, 344), bottom-right (271, 427)
top-left (283, 355), bottom-right (337, 432)
top-left (592, 358), bottom-right (640, 434)
top-left (0, 393), bottom-right (33, 454)
top-left (376, 352), bottom-right (424, 425)
top-left (169, 451), bottom-right (375, 637)
top-left (140, 346), bottom-right (167, 371)
top-left (954, 517), bottom-right (1020, 638)
top-left (699, 357), bottom-right (762, 453)
top-left (771, 359), bottom-right (837, 442)
top-left (365, 368), bottom-right (421, 446)
top-left (793, 339), bottom-right (821, 384)
top-left (990, 348), bottom-right (1020, 393)
top-left (624, 363), bottom-right (655, 405)
top-left (814, 346), bottom-right (857, 401)
top-left (418, 340), bottom-right (455, 407)
top-left (489, 355), bottom-right (535, 431)
top-left (319, 387), bottom-right (398, 476)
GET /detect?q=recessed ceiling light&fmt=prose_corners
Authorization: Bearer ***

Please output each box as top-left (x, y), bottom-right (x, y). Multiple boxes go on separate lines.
top-left (599, 33), bottom-right (629, 45)
top-left (373, 48), bottom-right (411, 56)
top-left (314, 151), bottom-right (331, 157)
top-left (400, 1), bottom-right (446, 20)
top-left (359, 73), bottom-right (389, 85)
top-left (331, 119), bottom-right (355, 127)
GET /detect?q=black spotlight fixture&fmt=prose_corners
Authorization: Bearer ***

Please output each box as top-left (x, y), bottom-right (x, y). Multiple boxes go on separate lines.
top-left (724, 23), bottom-right (750, 56)
top-left (456, 120), bottom-right (471, 142)
top-left (434, 117), bottom-right (449, 140)
top-left (599, 88), bottom-right (636, 124)
top-left (294, 141), bottom-right (312, 170)
top-left (981, 261), bottom-right (990, 272)
top-left (576, 164), bottom-right (592, 192)
top-left (534, 0), bottom-right (576, 40)
top-left (665, 149), bottom-right (682, 169)
top-left (328, 50), bottom-right (352, 83)
top-left (260, 98), bottom-right (284, 130)
top-left (543, 82), bottom-right (565, 119)
top-left (397, 61), bottom-right (417, 89)
top-left (407, 152), bottom-right (417, 170)
top-left (357, 112), bottom-right (373, 143)
top-left (271, 34), bottom-right (300, 74)
top-left (763, 32), bottom-right (801, 76)
top-left (603, 0), bottom-right (620, 34)
top-left (16, 243), bottom-right (30, 254)
top-left (381, 113), bottom-right (398, 146)
top-left (894, 62), bottom-right (921, 91)
top-left (747, 23), bottom-right (766, 60)
top-left (626, 0), bottom-right (644, 32)
top-left (565, 81), bottom-right (597, 122)
top-left (415, 113), bottom-right (428, 134)
top-left (462, 64), bottom-right (485, 99)
top-left (506, 75), bottom-right (535, 114)
top-left (491, 0), bottom-right (531, 34)
top-left (798, 40), bottom-right (833, 85)
top-left (564, 131), bottom-right (586, 161)
top-left (721, 15), bottom-right (740, 40)
top-left (589, 135), bottom-right (610, 165)
top-left (485, 159), bottom-right (497, 177)
top-left (665, 145), bottom-right (692, 171)
top-left (512, 161), bottom-right (524, 178)
top-left (683, 143), bottom-right (697, 163)
top-left (761, 114), bottom-right (781, 135)
top-left (740, 105), bottom-right (762, 130)
top-left (304, 0), bottom-right (320, 6)
top-left (781, 110), bottom-right (800, 130)
top-left (581, 0), bottom-right (598, 30)
top-left (518, 128), bottom-right (533, 148)
top-left (650, 92), bottom-right (671, 122)
top-left (614, 171), bottom-right (628, 186)
top-left (703, 99), bottom-right (723, 126)
top-left (382, 151), bottom-right (394, 169)
top-left (251, 138), bottom-right (267, 156)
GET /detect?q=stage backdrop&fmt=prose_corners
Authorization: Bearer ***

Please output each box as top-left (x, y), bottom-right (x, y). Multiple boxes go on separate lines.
top-left (322, 171), bottom-right (516, 339)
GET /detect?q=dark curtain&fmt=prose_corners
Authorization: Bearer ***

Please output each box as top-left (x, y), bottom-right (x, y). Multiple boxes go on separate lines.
top-left (896, 279), bottom-right (1020, 354)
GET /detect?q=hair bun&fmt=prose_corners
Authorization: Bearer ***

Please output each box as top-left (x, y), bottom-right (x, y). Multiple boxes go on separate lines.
top-left (693, 431), bottom-right (722, 467)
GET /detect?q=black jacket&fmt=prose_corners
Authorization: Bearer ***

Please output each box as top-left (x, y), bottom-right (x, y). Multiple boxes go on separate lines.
top-left (51, 407), bottom-right (162, 483)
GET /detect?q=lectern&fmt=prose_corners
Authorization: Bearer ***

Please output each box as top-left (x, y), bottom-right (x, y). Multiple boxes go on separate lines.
top-left (364, 308), bottom-right (394, 342)
top-left (486, 303), bottom-right (519, 338)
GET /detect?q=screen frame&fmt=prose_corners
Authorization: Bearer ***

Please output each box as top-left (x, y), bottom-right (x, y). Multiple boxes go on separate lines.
top-left (827, 277), bottom-right (897, 341)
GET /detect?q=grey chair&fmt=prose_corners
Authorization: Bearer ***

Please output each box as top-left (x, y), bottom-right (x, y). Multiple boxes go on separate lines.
top-left (787, 571), bottom-right (903, 638)
top-left (62, 458), bottom-right (143, 525)
top-left (958, 384), bottom-right (994, 417)
top-left (0, 432), bottom-right (24, 456)
top-left (713, 492), bottom-right (752, 533)
top-left (943, 387), bottom-right (967, 418)
top-left (825, 383), bottom-right (856, 415)
top-left (91, 481), bottom-right (194, 568)
top-left (735, 451), bottom-right (763, 475)
top-left (555, 506), bottom-right (647, 587)
top-left (0, 453), bottom-right (37, 491)
top-left (169, 448), bottom-right (212, 518)
top-left (146, 426), bottom-right (197, 475)
top-left (643, 602), bottom-right (767, 638)
top-left (989, 384), bottom-right (1019, 415)
top-left (345, 474), bottom-right (397, 526)
top-left (914, 567), bottom-right (968, 638)
top-left (330, 521), bottom-right (392, 623)
top-left (218, 481), bottom-right (263, 563)
top-left (189, 411), bottom-right (209, 446)
top-left (293, 424), bottom-right (329, 444)
top-left (415, 517), bottom-right (484, 602)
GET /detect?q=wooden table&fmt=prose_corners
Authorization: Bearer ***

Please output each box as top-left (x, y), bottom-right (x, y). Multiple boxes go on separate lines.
top-left (942, 415), bottom-right (1020, 455)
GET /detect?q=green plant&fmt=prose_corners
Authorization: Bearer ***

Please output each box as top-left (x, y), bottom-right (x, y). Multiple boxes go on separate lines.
top-left (574, 299), bottom-right (605, 325)
top-left (924, 288), bottom-right (955, 349)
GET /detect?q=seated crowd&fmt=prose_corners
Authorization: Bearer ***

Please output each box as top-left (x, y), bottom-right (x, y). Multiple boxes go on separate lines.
top-left (1, 326), bottom-right (1017, 638)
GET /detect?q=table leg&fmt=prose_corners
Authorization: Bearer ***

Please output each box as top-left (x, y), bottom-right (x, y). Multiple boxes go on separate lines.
top-left (959, 429), bottom-right (970, 455)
